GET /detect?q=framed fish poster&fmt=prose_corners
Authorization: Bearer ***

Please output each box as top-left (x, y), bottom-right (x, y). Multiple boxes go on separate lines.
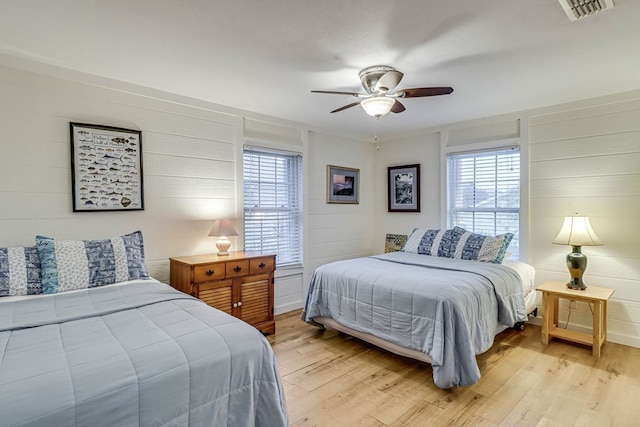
top-left (70, 123), bottom-right (144, 212)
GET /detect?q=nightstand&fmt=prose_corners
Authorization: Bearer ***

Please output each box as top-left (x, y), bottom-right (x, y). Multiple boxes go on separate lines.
top-left (537, 281), bottom-right (615, 358)
top-left (169, 251), bottom-right (276, 335)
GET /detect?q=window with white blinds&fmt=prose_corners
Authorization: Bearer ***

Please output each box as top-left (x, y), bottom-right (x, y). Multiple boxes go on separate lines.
top-left (243, 147), bottom-right (303, 267)
top-left (447, 147), bottom-right (521, 257)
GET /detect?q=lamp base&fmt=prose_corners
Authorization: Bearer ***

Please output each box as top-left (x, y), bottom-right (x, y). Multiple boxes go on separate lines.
top-left (215, 238), bottom-right (231, 256)
top-left (566, 279), bottom-right (586, 291)
top-left (565, 245), bottom-right (587, 290)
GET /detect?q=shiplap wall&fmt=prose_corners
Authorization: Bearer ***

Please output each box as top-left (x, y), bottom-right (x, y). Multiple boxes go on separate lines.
top-left (0, 63), bottom-right (378, 314)
top-left (372, 97), bottom-right (640, 348)
top-left (374, 132), bottom-right (442, 252)
top-left (304, 131), bottom-right (376, 297)
top-left (0, 64), bottom-right (239, 283)
top-left (529, 96), bottom-right (640, 347)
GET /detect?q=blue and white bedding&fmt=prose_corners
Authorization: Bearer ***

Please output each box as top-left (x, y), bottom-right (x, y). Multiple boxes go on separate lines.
top-left (0, 279), bottom-right (288, 426)
top-left (304, 251), bottom-right (528, 389)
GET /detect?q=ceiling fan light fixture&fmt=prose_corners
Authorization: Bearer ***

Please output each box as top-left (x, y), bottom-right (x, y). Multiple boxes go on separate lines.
top-left (361, 96), bottom-right (395, 117)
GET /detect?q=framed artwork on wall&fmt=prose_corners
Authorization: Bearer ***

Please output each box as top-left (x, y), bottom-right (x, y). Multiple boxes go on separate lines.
top-left (326, 165), bottom-right (359, 204)
top-left (388, 164), bottom-right (420, 212)
top-left (70, 123), bottom-right (144, 212)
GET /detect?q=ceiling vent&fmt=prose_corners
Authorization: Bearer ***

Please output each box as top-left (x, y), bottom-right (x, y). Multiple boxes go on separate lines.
top-left (558, 0), bottom-right (614, 21)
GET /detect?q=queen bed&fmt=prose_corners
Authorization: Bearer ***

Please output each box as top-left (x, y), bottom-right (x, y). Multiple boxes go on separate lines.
top-left (0, 232), bottom-right (288, 427)
top-left (303, 227), bottom-right (536, 389)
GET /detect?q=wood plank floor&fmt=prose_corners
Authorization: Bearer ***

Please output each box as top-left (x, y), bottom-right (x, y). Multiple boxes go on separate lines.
top-left (267, 310), bottom-right (640, 427)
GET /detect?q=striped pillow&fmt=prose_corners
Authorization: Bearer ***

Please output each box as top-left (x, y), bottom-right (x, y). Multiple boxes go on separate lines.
top-left (0, 246), bottom-right (42, 296)
top-left (35, 231), bottom-right (149, 294)
top-left (452, 226), bottom-right (513, 264)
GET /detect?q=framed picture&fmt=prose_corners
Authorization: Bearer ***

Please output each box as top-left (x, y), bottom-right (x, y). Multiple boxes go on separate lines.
top-left (326, 165), bottom-right (359, 204)
top-left (388, 164), bottom-right (420, 212)
top-left (70, 123), bottom-right (144, 212)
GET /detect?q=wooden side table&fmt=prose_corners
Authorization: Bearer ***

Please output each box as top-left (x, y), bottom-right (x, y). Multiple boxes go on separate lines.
top-left (537, 281), bottom-right (614, 358)
top-left (169, 251), bottom-right (276, 335)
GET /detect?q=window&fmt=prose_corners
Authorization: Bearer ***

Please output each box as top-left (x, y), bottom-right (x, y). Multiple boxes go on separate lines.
top-left (447, 147), bottom-right (521, 257)
top-left (243, 147), bottom-right (303, 267)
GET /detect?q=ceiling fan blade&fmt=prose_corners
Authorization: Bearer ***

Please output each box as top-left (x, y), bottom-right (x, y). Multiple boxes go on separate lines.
top-left (311, 90), bottom-right (363, 97)
top-left (330, 101), bottom-right (361, 113)
top-left (401, 87), bottom-right (454, 98)
top-left (375, 70), bottom-right (404, 93)
top-left (391, 100), bottom-right (406, 113)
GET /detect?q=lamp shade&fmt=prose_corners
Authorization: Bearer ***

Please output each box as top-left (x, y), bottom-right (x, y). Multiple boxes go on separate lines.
top-left (361, 96), bottom-right (395, 117)
top-left (552, 216), bottom-right (603, 290)
top-left (552, 216), bottom-right (603, 247)
top-left (208, 219), bottom-right (238, 237)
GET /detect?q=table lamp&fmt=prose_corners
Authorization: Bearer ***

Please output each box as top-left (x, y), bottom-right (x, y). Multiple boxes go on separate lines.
top-left (209, 219), bottom-right (238, 256)
top-left (552, 216), bottom-right (603, 290)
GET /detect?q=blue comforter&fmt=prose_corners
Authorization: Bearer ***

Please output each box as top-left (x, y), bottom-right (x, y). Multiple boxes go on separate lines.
top-left (304, 252), bottom-right (527, 388)
top-left (0, 280), bottom-right (288, 426)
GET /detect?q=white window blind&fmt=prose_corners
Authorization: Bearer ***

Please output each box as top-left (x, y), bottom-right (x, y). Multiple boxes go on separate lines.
top-left (447, 147), bottom-right (521, 257)
top-left (243, 148), bottom-right (303, 267)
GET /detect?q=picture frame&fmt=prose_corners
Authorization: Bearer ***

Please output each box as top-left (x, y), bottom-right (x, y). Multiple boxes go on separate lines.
top-left (388, 164), bottom-right (420, 212)
top-left (70, 123), bottom-right (144, 212)
top-left (326, 165), bottom-right (359, 204)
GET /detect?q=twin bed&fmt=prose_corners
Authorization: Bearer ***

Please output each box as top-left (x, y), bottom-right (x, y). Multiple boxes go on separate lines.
top-left (0, 232), bottom-right (288, 426)
top-left (304, 227), bottom-right (536, 389)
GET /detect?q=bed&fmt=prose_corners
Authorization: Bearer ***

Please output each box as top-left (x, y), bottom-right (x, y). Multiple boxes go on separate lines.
top-left (303, 228), bottom-right (535, 389)
top-left (0, 232), bottom-right (288, 427)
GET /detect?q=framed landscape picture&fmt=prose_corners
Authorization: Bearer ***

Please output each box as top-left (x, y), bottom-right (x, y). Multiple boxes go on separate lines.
top-left (388, 164), bottom-right (420, 212)
top-left (70, 123), bottom-right (144, 212)
top-left (326, 165), bottom-right (359, 204)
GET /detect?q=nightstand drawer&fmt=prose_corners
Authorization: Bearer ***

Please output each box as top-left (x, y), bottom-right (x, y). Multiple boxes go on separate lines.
top-left (194, 263), bottom-right (226, 283)
top-left (250, 256), bottom-right (275, 275)
top-left (225, 260), bottom-right (249, 278)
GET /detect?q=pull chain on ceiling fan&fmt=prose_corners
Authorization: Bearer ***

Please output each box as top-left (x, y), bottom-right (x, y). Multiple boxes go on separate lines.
top-left (312, 65), bottom-right (453, 117)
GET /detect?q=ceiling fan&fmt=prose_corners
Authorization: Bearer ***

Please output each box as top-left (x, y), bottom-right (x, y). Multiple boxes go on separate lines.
top-left (312, 65), bottom-right (454, 117)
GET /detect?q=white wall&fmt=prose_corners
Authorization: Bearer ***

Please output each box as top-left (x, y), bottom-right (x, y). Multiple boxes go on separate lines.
top-left (529, 94), bottom-right (640, 347)
top-left (370, 92), bottom-right (640, 348)
top-left (304, 131), bottom-right (376, 297)
top-left (373, 132), bottom-right (441, 253)
top-left (2, 58), bottom-right (639, 348)
top-left (0, 62), bottom-right (376, 315)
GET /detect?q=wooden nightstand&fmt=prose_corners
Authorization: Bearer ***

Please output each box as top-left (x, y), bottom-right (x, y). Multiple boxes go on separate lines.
top-left (537, 281), bottom-right (614, 358)
top-left (170, 251), bottom-right (276, 335)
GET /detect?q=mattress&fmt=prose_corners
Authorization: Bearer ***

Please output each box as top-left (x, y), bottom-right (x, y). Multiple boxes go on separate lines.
top-left (0, 279), bottom-right (288, 426)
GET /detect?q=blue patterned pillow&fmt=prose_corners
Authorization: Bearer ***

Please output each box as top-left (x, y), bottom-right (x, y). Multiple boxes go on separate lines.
top-left (35, 231), bottom-right (149, 294)
top-left (0, 246), bottom-right (42, 297)
top-left (403, 228), bottom-right (443, 255)
top-left (452, 226), bottom-right (513, 264)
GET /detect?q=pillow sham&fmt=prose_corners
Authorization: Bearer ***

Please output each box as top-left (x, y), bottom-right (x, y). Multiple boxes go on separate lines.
top-left (0, 246), bottom-right (42, 297)
top-left (404, 227), bottom-right (468, 258)
top-left (452, 226), bottom-right (513, 264)
top-left (403, 228), bottom-right (443, 255)
top-left (35, 230), bottom-right (149, 294)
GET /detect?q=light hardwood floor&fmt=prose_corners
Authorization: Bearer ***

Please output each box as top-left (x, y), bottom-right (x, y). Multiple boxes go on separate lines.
top-left (267, 310), bottom-right (640, 427)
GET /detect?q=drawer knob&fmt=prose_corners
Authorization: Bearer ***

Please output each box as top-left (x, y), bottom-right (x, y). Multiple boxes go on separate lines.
top-left (205, 269), bottom-right (214, 276)
top-left (233, 303), bottom-right (238, 308)
top-left (258, 262), bottom-right (266, 269)
top-left (237, 301), bottom-right (242, 307)
top-left (233, 266), bottom-right (242, 273)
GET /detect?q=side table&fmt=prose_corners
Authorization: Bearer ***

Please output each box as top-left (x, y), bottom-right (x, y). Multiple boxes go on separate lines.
top-left (537, 281), bottom-right (615, 358)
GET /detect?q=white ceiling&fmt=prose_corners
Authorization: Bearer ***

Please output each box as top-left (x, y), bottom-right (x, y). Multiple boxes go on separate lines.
top-left (2, 0), bottom-right (639, 141)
